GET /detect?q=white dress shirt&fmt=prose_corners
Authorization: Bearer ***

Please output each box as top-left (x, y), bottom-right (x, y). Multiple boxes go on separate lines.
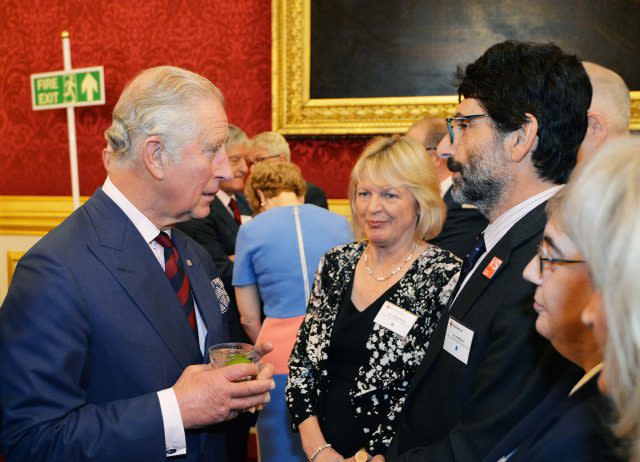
top-left (102, 177), bottom-right (208, 458)
top-left (453, 185), bottom-right (563, 303)
top-left (440, 176), bottom-right (453, 197)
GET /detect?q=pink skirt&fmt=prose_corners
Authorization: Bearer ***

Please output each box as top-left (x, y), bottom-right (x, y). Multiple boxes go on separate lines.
top-left (256, 315), bottom-right (305, 375)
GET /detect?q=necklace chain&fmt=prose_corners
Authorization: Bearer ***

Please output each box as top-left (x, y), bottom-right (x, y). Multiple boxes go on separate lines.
top-left (364, 242), bottom-right (418, 282)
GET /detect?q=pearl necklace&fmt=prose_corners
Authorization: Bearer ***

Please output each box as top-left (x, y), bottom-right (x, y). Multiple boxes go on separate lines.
top-left (364, 242), bottom-right (419, 282)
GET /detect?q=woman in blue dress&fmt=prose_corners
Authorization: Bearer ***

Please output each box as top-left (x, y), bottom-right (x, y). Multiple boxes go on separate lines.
top-left (233, 160), bottom-right (352, 462)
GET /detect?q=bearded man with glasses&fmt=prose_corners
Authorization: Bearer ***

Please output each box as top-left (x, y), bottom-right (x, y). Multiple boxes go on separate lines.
top-left (371, 41), bottom-right (593, 462)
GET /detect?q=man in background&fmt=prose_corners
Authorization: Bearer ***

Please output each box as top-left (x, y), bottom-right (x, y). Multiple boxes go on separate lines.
top-left (578, 62), bottom-right (631, 163)
top-left (406, 117), bottom-right (488, 258)
top-left (177, 124), bottom-right (253, 289)
top-left (0, 66), bottom-right (274, 462)
top-left (251, 131), bottom-right (329, 209)
top-left (176, 123), bottom-right (256, 461)
top-left (381, 41), bottom-right (591, 462)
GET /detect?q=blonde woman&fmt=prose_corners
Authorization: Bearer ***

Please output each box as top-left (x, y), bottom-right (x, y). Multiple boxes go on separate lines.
top-left (286, 136), bottom-right (461, 461)
top-left (564, 137), bottom-right (640, 461)
top-left (233, 161), bottom-right (352, 462)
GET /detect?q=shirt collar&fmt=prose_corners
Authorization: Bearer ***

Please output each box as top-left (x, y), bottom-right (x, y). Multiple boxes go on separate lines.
top-left (215, 189), bottom-right (233, 207)
top-left (483, 185), bottom-right (563, 253)
top-left (440, 176), bottom-right (453, 197)
top-left (102, 176), bottom-right (166, 244)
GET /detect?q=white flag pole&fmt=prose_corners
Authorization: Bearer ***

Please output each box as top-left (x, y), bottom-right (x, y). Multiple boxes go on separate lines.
top-left (61, 30), bottom-right (80, 210)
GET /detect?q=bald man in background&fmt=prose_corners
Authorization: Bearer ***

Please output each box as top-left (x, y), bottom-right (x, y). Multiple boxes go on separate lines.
top-left (578, 62), bottom-right (631, 163)
top-left (406, 117), bottom-right (488, 259)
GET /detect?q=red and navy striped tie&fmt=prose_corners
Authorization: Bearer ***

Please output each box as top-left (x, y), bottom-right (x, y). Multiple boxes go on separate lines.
top-left (155, 232), bottom-right (197, 336)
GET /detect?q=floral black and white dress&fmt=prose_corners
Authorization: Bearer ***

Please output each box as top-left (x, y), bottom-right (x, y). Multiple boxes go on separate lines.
top-left (285, 241), bottom-right (461, 454)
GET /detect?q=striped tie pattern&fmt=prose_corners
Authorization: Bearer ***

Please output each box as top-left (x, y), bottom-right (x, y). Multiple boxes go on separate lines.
top-left (155, 232), bottom-right (197, 335)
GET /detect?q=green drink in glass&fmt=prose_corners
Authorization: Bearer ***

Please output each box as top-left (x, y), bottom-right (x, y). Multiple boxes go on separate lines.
top-left (208, 342), bottom-right (257, 369)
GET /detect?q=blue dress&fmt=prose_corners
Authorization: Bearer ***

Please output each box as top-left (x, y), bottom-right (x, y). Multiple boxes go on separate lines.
top-left (233, 204), bottom-right (352, 462)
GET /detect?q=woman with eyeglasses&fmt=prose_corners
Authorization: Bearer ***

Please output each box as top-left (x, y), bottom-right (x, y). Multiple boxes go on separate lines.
top-left (482, 189), bottom-right (623, 461)
top-left (562, 137), bottom-right (640, 462)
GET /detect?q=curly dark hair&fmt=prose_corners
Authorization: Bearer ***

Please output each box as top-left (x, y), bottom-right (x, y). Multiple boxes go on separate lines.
top-left (455, 40), bottom-right (591, 184)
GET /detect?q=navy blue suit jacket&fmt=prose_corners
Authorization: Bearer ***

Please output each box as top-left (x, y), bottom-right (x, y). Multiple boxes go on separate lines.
top-left (483, 370), bottom-right (623, 462)
top-left (0, 189), bottom-right (232, 461)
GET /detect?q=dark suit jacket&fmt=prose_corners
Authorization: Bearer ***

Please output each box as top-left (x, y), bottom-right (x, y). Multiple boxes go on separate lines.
top-left (305, 181), bottom-right (328, 209)
top-left (430, 187), bottom-right (489, 259)
top-left (0, 189), bottom-right (232, 462)
top-left (483, 369), bottom-right (623, 462)
top-left (176, 193), bottom-right (251, 287)
top-left (387, 201), bottom-right (574, 462)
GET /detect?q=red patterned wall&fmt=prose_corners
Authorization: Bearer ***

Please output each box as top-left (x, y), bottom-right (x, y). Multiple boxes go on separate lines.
top-left (0, 0), bottom-right (364, 198)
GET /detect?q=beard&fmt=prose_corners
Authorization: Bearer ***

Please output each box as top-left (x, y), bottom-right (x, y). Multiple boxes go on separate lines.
top-left (448, 139), bottom-right (511, 218)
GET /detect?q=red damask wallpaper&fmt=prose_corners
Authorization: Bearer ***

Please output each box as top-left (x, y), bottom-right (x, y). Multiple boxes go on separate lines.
top-left (0, 0), bottom-right (364, 198)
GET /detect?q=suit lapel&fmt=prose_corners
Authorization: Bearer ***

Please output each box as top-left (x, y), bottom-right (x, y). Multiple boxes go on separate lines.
top-left (510, 372), bottom-right (599, 461)
top-left (85, 190), bottom-right (201, 370)
top-left (488, 367), bottom-right (582, 461)
top-left (449, 202), bottom-right (547, 319)
top-left (212, 196), bottom-right (239, 234)
top-left (235, 193), bottom-right (252, 216)
top-left (443, 187), bottom-right (461, 211)
top-left (448, 238), bottom-right (512, 320)
top-left (407, 202), bottom-right (548, 393)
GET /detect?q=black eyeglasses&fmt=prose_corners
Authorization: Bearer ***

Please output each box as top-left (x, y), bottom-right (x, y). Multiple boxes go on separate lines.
top-left (537, 245), bottom-right (585, 276)
top-left (255, 153), bottom-right (282, 163)
top-left (446, 114), bottom-right (488, 143)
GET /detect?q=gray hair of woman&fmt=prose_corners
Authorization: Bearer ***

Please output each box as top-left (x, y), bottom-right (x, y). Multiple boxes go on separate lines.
top-left (104, 65), bottom-right (223, 168)
top-left (348, 135), bottom-right (445, 241)
top-left (562, 136), bottom-right (640, 458)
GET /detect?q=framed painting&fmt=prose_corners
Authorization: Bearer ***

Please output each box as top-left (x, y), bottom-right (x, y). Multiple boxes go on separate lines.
top-left (272, 0), bottom-right (640, 135)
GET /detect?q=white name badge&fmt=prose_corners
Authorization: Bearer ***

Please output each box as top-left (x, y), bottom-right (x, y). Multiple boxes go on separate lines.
top-left (374, 301), bottom-right (418, 338)
top-left (443, 317), bottom-right (474, 364)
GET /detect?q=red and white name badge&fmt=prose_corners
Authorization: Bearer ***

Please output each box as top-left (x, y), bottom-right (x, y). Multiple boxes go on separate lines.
top-left (482, 257), bottom-right (503, 279)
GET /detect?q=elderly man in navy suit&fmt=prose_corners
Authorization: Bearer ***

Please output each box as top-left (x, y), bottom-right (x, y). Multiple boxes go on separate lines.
top-left (0, 66), bottom-right (274, 462)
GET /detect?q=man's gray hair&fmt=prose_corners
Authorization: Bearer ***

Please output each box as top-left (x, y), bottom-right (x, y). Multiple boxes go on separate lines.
top-left (252, 131), bottom-right (291, 161)
top-left (104, 66), bottom-right (223, 167)
top-left (227, 124), bottom-right (249, 149)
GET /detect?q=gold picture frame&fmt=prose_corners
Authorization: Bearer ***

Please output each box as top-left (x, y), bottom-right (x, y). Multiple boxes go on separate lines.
top-left (272, 0), bottom-right (640, 135)
top-left (7, 251), bottom-right (24, 286)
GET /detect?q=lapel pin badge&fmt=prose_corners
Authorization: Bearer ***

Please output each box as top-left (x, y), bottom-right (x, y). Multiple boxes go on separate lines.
top-left (186, 259), bottom-right (192, 267)
top-left (482, 257), bottom-right (503, 279)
